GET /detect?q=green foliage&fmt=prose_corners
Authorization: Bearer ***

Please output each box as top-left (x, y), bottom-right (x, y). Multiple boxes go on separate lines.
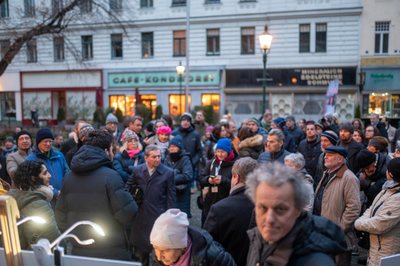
top-left (56, 106), bottom-right (66, 122)
top-left (193, 105), bottom-right (219, 125)
top-left (354, 104), bottom-right (361, 119)
top-left (135, 104), bottom-right (153, 125)
top-left (93, 106), bottom-right (106, 125)
top-left (155, 105), bottom-right (163, 119)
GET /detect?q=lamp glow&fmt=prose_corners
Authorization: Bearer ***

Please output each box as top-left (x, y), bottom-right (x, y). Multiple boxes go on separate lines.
top-left (60, 234), bottom-right (95, 246)
top-left (259, 26), bottom-right (273, 51)
top-left (16, 216), bottom-right (46, 226)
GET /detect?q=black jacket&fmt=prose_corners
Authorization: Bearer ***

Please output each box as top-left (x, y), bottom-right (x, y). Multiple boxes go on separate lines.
top-left (287, 126), bottom-right (305, 149)
top-left (150, 226), bottom-right (236, 266)
top-left (203, 186), bottom-right (254, 266)
top-left (298, 137), bottom-right (322, 178)
top-left (172, 126), bottom-right (203, 167)
top-left (338, 138), bottom-right (365, 174)
top-left (55, 145), bottom-right (138, 260)
top-left (247, 212), bottom-right (347, 266)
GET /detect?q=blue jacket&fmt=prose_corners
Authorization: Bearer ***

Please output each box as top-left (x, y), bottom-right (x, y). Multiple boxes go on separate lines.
top-left (126, 163), bottom-right (176, 253)
top-left (26, 147), bottom-right (69, 196)
top-left (113, 150), bottom-right (144, 182)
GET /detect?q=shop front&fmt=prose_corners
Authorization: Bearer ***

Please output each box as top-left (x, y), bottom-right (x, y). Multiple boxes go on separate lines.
top-left (0, 72), bottom-right (20, 125)
top-left (225, 67), bottom-right (358, 123)
top-left (21, 70), bottom-right (102, 126)
top-left (361, 68), bottom-right (400, 119)
top-left (105, 68), bottom-right (223, 120)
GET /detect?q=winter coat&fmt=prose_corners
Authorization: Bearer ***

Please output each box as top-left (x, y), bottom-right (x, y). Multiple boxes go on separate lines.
top-left (6, 148), bottom-right (32, 181)
top-left (203, 186), bottom-right (254, 266)
top-left (164, 151), bottom-right (193, 216)
top-left (238, 134), bottom-right (264, 160)
top-left (356, 153), bottom-right (387, 208)
top-left (355, 184), bottom-right (400, 266)
top-left (8, 189), bottom-right (60, 250)
top-left (26, 147), bottom-right (69, 196)
top-left (149, 226), bottom-right (236, 266)
top-left (113, 150), bottom-right (144, 182)
top-left (287, 125), bottom-right (305, 149)
top-left (314, 164), bottom-right (361, 250)
top-left (247, 212), bottom-right (347, 266)
top-left (172, 126), bottom-right (203, 167)
top-left (283, 129), bottom-right (297, 153)
top-left (258, 148), bottom-right (291, 164)
top-left (338, 138), bottom-right (365, 174)
top-left (314, 152), bottom-right (326, 190)
top-left (297, 137), bottom-right (322, 178)
top-left (55, 145), bottom-right (138, 260)
top-left (126, 163), bottom-right (176, 253)
top-left (199, 152), bottom-right (238, 224)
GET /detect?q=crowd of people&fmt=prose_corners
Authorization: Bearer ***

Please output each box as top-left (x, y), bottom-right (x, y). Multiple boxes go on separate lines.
top-left (1, 109), bottom-right (400, 266)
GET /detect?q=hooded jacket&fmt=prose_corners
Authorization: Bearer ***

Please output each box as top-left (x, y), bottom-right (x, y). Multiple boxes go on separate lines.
top-left (8, 189), bottom-right (60, 249)
top-left (247, 212), bottom-right (347, 266)
top-left (238, 134), bottom-right (264, 160)
top-left (55, 145), bottom-right (138, 260)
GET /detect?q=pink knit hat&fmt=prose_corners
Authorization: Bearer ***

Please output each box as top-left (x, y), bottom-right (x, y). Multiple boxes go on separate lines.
top-left (156, 126), bottom-right (172, 135)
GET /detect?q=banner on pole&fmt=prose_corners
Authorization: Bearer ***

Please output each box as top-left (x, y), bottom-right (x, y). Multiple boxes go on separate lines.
top-left (325, 79), bottom-right (339, 115)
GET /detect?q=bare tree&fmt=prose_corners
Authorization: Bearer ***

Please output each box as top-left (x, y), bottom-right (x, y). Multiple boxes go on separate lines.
top-left (0, 0), bottom-right (132, 76)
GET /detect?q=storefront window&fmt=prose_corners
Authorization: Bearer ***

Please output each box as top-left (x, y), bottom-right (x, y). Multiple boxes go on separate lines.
top-left (368, 93), bottom-right (390, 116)
top-left (0, 92), bottom-right (16, 121)
top-left (140, 94), bottom-right (157, 119)
top-left (169, 94), bottom-right (191, 118)
top-left (109, 95), bottom-right (138, 117)
top-left (201, 94), bottom-right (220, 113)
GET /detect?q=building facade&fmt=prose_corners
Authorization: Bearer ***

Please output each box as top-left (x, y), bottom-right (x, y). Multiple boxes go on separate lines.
top-left (0, 0), bottom-right (386, 125)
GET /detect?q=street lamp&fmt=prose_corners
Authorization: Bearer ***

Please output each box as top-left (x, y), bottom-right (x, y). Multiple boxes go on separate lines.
top-left (176, 61), bottom-right (185, 115)
top-left (259, 26), bottom-right (273, 114)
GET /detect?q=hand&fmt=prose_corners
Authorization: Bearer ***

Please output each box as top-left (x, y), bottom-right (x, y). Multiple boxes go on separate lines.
top-left (214, 175), bottom-right (222, 185)
top-left (208, 176), bottom-right (216, 185)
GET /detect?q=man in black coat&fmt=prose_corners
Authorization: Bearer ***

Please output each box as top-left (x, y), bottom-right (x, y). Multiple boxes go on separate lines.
top-left (338, 122), bottom-right (364, 174)
top-left (55, 129), bottom-right (138, 261)
top-left (203, 157), bottom-right (258, 266)
top-left (126, 145), bottom-right (176, 266)
top-left (297, 121), bottom-right (322, 179)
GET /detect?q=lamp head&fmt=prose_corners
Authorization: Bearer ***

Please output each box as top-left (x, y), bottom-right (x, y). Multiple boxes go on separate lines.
top-left (259, 26), bottom-right (273, 52)
top-left (176, 61), bottom-right (185, 75)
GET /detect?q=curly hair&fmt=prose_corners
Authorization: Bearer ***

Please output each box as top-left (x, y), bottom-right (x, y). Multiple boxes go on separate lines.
top-left (86, 129), bottom-right (113, 150)
top-left (14, 160), bottom-right (45, 190)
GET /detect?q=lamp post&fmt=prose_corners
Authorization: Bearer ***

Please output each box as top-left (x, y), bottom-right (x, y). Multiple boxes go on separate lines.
top-left (258, 26), bottom-right (273, 114)
top-left (176, 61), bottom-right (185, 115)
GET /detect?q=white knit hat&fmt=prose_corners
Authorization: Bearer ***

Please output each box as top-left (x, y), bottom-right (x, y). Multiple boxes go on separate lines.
top-left (150, 209), bottom-right (189, 249)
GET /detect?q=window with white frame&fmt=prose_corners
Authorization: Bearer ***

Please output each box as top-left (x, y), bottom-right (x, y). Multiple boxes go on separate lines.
top-left (375, 21), bottom-right (390, 54)
top-left (111, 33), bottom-right (123, 59)
top-left (172, 0), bottom-right (186, 7)
top-left (173, 30), bottom-right (186, 57)
top-left (24, 0), bottom-right (35, 17)
top-left (0, 0), bottom-right (9, 18)
top-left (110, 0), bottom-right (122, 10)
top-left (0, 40), bottom-right (10, 58)
top-left (315, 23), bottom-right (327, 53)
top-left (241, 27), bottom-right (255, 54)
top-left (140, 0), bottom-right (153, 8)
top-left (27, 39), bottom-right (37, 63)
top-left (142, 32), bottom-right (154, 58)
top-left (81, 35), bottom-right (93, 60)
top-left (299, 24), bottom-right (310, 53)
top-left (52, 0), bottom-right (63, 15)
top-left (206, 29), bottom-right (220, 55)
top-left (79, 0), bottom-right (92, 13)
top-left (53, 36), bottom-right (64, 62)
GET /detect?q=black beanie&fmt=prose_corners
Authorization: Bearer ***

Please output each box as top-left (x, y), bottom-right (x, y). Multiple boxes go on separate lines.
top-left (387, 158), bottom-right (400, 182)
top-left (15, 130), bottom-right (32, 142)
top-left (36, 128), bottom-right (54, 146)
top-left (356, 149), bottom-right (377, 169)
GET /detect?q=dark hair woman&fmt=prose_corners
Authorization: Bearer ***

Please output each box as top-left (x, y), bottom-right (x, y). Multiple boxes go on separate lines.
top-left (8, 160), bottom-right (61, 249)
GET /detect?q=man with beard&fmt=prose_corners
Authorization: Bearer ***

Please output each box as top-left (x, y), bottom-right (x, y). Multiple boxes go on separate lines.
top-left (337, 122), bottom-right (364, 174)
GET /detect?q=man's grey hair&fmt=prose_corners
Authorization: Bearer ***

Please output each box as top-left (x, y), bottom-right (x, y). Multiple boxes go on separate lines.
top-left (245, 162), bottom-right (310, 210)
top-left (232, 157), bottom-right (258, 183)
top-left (265, 128), bottom-right (285, 144)
top-left (127, 115), bottom-right (143, 124)
top-left (284, 153), bottom-right (305, 169)
top-left (145, 144), bottom-right (161, 156)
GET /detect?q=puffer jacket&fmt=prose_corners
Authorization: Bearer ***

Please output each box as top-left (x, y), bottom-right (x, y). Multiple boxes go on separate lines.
top-left (247, 212), bottom-right (347, 266)
top-left (150, 226), bottom-right (236, 266)
top-left (258, 148), bottom-right (291, 164)
top-left (8, 189), bottom-right (60, 249)
top-left (113, 150), bottom-right (144, 182)
top-left (55, 145), bottom-right (138, 260)
top-left (26, 147), bottom-right (69, 196)
top-left (238, 134), bottom-right (264, 160)
top-left (315, 164), bottom-right (361, 249)
top-left (355, 184), bottom-right (400, 266)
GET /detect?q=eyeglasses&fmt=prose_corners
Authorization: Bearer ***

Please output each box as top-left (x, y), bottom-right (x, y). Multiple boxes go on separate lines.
top-left (366, 129), bottom-right (374, 132)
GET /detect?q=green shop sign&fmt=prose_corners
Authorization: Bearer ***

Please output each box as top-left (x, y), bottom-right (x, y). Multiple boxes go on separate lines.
top-left (108, 71), bottom-right (220, 88)
top-left (370, 73), bottom-right (394, 79)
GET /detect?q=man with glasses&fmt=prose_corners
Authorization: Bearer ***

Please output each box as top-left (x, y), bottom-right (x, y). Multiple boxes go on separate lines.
top-left (6, 130), bottom-right (33, 183)
top-left (26, 128), bottom-right (69, 200)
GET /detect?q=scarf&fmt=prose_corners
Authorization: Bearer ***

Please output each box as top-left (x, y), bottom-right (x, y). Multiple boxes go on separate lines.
top-left (169, 152), bottom-right (183, 163)
top-left (215, 150), bottom-right (235, 163)
top-left (382, 180), bottom-right (400, 190)
top-left (127, 149), bottom-right (140, 159)
top-left (172, 237), bottom-right (192, 266)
